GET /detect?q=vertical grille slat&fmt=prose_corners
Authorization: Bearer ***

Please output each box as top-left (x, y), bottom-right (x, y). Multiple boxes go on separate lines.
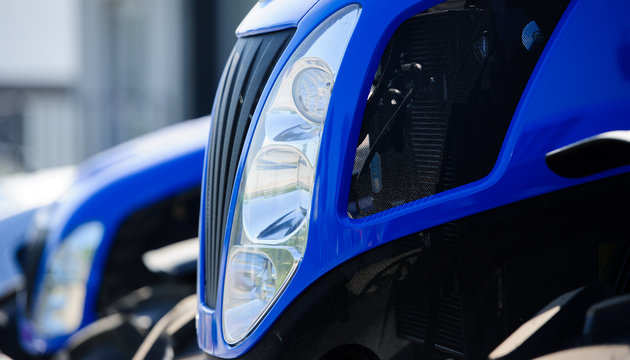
top-left (204, 30), bottom-right (293, 309)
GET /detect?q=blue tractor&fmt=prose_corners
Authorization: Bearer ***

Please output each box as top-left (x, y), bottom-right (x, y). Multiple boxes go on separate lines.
top-left (13, 117), bottom-right (208, 358)
top-left (194, 0), bottom-right (630, 359)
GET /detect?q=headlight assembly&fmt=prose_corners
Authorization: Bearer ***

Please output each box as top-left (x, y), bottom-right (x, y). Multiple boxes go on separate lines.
top-left (32, 222), bottom-right (103, 336)
top-left (222, 4), bottom-right (361, 344)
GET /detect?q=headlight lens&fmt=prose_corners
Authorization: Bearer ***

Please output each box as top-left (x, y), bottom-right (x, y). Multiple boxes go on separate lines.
top-left (32, 222), bottom-right (103, 336)
top-left (242, 146), bottom-right (313, 242)
top-left (222, 4), bottom-right (361, 344)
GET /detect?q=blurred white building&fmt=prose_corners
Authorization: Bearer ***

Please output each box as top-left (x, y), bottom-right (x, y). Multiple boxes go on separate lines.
top-left (0, 0), bottom-right (253, 175)
top-left (0, 0), bottom-right (80, 173)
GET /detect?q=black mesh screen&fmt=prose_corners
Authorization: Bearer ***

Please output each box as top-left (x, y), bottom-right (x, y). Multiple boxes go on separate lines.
top-left (348, 0), bottom-right (570, 218)
top-left (204, 30), bottom-right (293, 309)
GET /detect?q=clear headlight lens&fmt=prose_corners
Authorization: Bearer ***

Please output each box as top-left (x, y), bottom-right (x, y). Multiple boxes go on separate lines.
top-left (32, 222), bottom-right (103, 336)
top-left (242, 146), bottom-right (313, 242)
top-left (222, 4), bottom-right (361, 344)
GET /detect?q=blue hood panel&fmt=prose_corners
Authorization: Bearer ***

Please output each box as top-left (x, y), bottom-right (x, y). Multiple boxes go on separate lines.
top-left (76, 117), bottom-right (210, 183)
top-left (236, 0), bottom-right (319, 37)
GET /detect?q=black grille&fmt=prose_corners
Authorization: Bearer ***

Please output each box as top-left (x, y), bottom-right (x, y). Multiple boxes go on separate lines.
top-left (21, 226), bottom-right (48, 317)
top-left (396, 224), bottom-right (467, 359)
top-left (205, 30), bottom-right (293, 308)
top-left (348, 0), bottom-right (570, 218)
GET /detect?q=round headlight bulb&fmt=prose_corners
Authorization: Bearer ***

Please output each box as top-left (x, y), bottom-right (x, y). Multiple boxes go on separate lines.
top-left (291, 58), bottom-right (333, 124)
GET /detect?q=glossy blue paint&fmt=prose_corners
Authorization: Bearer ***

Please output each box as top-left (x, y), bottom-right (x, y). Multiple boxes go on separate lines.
top-left (18, 117), bottom-right (210, 355)
top-left (198, 0), bottom-right (630, 357)
top-left (235, 0), bottom-right (320, 37)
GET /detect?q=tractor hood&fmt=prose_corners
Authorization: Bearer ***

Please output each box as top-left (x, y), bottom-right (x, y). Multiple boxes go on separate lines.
top-left (236, 0), bottom-right (319, 37)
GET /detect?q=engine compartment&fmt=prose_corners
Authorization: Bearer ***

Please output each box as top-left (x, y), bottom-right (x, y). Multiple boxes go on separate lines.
top-left (348, 0), bottom-right (570, 218)
top-left (97, 187), bottom-right (200, 314)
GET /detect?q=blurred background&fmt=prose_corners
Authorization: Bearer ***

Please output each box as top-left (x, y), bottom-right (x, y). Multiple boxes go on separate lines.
top-left (0, 0), bottom-right (255, 175)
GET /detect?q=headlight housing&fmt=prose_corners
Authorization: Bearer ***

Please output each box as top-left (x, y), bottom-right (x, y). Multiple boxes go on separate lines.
top-left (32, 222), bottom-right (103, 336)
top-left (222, 4), bottom-right (361, 344)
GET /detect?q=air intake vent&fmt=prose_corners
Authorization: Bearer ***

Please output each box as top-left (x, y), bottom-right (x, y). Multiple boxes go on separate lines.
top-left (348, 0), bottom-right (569, 218)
top-left (396, 224), bottom-right (467, 360)
top-left (205, 30), bottom-right (293, 309)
